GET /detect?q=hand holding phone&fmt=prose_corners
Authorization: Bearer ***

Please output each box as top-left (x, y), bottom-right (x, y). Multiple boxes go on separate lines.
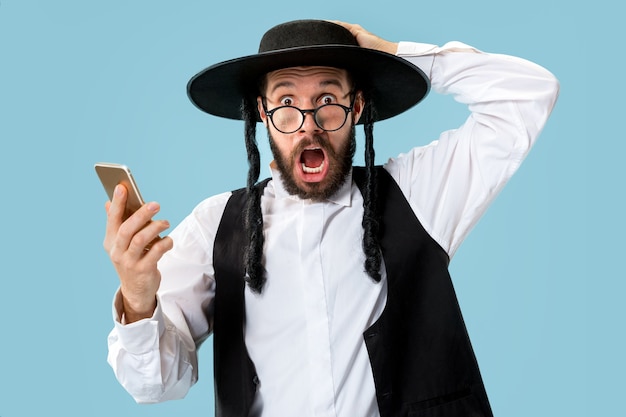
top-left (96, 162), bottom-right (173, 323)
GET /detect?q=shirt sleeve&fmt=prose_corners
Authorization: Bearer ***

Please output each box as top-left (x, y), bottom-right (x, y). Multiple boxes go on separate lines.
top-left (384, 41), bottom-right (560, 258)
top-left (106, 191), bottom-right (231, 403)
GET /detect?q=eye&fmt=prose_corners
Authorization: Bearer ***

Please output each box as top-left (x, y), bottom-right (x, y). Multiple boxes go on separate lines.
top-left (280, 97), bottom-right (293, 106)
top-left (319, 95), bottom-right (335, 105)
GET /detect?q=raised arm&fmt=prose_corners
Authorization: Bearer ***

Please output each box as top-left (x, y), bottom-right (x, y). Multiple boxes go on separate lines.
top-left (336, 20), bottom-right (559, 258)
top-left (393, 40), bottom-right (559, 257)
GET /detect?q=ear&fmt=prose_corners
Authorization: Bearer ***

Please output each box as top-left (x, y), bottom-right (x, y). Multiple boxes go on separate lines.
top-left (257, 96), bottom-right (269, 126)
top-left (352, 92), bottom-right (365, 124)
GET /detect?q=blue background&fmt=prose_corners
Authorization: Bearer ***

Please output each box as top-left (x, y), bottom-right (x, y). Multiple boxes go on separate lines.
top-left (0, 1), bottom-right (622, 416)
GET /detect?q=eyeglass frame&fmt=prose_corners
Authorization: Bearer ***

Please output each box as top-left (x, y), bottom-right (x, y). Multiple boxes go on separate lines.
top-left (261, 93), bottom-right (357, 134)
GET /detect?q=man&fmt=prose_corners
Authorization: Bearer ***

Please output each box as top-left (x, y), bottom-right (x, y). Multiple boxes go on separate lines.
top-left (104, 20), bottom-right (559, 417)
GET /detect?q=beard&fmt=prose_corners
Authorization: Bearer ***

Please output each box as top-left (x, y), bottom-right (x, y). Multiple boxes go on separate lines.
top-left (268, 126), bottom-right (356, 201)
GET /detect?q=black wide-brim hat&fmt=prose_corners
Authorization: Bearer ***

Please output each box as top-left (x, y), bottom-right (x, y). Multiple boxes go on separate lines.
top-left (187, 20), bottom-right (430, 123)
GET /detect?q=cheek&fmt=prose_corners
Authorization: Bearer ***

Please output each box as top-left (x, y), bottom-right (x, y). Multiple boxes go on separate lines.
top-left (270, 133), bottom-right (295, 158)
top-left (328, 130), bottom-right (351, 154)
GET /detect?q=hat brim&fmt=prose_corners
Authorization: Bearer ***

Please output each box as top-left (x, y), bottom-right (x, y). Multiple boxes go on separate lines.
top-left (187, 45), bottom-right (430, 123)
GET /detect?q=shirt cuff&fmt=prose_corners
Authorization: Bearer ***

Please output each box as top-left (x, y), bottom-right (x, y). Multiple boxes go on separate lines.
top-left (111, 289), bottom-right (165, 355)
top-left (397, 41), bottom-right (437, 78)
top-left (397, 41), bottom-right (482, 82)
top-left (398, 40), bottom-right (479, 56)
top-left (397, 41), bottom-right (438, 56)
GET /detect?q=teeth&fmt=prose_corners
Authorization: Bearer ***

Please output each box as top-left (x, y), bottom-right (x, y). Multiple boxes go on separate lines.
top-left (302, 161), bottom-right (325, 174)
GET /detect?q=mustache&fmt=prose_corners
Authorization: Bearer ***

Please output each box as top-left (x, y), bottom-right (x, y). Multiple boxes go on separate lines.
top-left (291, 135), bottom-right (335, 158)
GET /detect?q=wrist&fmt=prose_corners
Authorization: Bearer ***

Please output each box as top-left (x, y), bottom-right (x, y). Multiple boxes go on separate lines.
top-left (383, 41), bottom-right (399, 55)
top-left (121, 294), bottom-right (157, 323)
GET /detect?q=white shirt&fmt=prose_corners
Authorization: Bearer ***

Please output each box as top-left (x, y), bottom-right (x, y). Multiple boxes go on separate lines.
top-left (107, 41), bottom-right (559, 416)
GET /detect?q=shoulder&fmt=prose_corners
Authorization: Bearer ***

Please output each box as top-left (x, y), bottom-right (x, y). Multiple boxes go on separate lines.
top-left (193, 191), bottom-right (233, 213)
top-left (169, 191), bottom-right (233, 245)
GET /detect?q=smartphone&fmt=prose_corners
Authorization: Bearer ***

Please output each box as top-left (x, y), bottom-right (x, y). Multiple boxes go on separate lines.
top-left (94, 162), bottom-right (146, 221)
top-left (95, 162), bottom-right (162, 248)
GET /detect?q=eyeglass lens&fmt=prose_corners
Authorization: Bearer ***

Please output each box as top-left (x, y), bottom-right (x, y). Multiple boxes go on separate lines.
top-left (272, 105), bottom-right (348, 133)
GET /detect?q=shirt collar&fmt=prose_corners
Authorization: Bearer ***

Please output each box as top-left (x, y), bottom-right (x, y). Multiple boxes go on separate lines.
top-left (269, 164), bottom-right (353, 207)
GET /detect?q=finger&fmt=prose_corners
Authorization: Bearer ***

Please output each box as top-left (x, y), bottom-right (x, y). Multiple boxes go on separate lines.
top-left (104, 185), bottom-right (128, 251)
top-left (115, 202), bottom-right (162, 253)
top-left (140, 235), bottom-right (174, 264)
top-left (331, 21), bottom-right (364, 35)
top-left (108, 184), bottom-right (127, 226)
top-left (331, 20), bottom-right (358, 35)
top-left (126, 218), bottom-right (171, 257)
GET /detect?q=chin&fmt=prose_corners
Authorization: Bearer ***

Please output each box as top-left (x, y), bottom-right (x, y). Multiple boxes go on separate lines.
top-left (268, 126), bottom-right (356, 201)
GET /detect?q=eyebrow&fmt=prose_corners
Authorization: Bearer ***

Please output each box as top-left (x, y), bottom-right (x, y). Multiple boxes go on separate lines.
top-left (267, 78), bottom-right (347, 96)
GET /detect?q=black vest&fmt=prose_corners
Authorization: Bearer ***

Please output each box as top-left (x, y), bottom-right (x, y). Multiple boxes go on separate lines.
top-left (212, 167), bottom-right (493, 417)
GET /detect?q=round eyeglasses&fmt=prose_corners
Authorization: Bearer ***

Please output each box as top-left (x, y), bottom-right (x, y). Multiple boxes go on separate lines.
top-left (262, 97), bottom-right (355, 134)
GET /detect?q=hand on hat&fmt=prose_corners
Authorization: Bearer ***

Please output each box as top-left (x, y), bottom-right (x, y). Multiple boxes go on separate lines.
top-left (331, 21), bottom-right (398, 55)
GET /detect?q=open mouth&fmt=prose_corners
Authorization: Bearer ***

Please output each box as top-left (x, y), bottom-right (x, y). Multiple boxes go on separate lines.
top-left (300, 148), bottom-right (326, 174)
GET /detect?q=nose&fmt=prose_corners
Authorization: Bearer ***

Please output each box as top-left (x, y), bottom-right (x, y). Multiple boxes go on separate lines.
top-left (300, 109), bottom-right (321, 133)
